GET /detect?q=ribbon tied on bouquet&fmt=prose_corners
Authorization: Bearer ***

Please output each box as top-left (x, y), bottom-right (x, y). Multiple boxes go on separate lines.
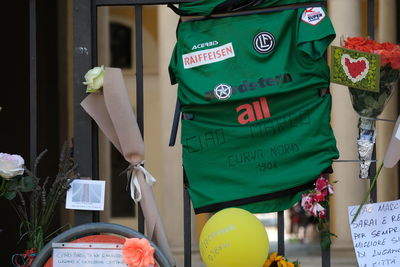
top-left (124, 161), bottom-right (156, 203)
top-left (81, 67), bottom-right (176, 266)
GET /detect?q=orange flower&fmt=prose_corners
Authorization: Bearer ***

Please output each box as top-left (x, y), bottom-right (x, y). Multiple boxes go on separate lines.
top-left (264, 252), bottom-right (300, 267)
top-left (122, 238), bottom-right (155, 267)
top-left (278, 260), bottom-right (295, 267)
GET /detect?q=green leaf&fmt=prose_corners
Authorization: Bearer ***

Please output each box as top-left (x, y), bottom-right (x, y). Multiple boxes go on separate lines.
top-left (320, 231), bottom-right (333, 249)
top-left (378, 94), bottom-right (388, 106)
top-left (6, 179), bottom-right (19, 191)
top-left (4, 191), bottom-right (17, 200)
top-left (364, 96), bottom-right (376, 106)
top-left (19, 176), bottom-right (34, 192)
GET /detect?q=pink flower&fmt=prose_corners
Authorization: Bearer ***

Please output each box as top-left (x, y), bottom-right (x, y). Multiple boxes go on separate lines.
top-left (122, 238), bottom-right (155, 267)
top-left (315, 177), bottom-right (334, 195)
top-left (301, 193), bottom-right (314, 211)
top-left (319, 209), bottom-right (327, 219)
top-left (313, 190), bottom-right (327, 202)
top-left (315, 177), bottom-right (328, 191)
top-left (310, 203), bottom-right (325, 217)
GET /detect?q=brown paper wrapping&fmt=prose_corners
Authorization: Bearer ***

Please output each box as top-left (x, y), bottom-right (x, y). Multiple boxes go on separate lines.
top-left (384, 115), bottom-right (400, 168)
top-left (81, 67), bottom-right (176, 266)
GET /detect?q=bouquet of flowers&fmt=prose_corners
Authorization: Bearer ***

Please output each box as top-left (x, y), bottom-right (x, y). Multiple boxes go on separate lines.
top-left (301, 175), bottom-right (336, 249)
top-left (0, 144), bottom-right (76, 266)
top-left (343, 37), bottom-right (400, 179)
top-left (263, 252), bottom-right (301, 267)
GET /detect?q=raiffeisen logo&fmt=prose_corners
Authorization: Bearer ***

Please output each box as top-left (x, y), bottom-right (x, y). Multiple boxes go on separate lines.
top-left (205, 73), bottom-right (292, 99)
top-left (182, 43), bottom-right (235, 69)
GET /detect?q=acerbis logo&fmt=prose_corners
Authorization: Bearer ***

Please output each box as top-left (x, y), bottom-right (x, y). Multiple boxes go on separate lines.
top-left (253, 32), bottom-right (275, 54)
top-left (214, 84), bottom-right (232, 100)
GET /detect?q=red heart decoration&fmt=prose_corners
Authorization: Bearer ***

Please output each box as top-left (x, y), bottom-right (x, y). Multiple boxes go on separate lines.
top-left (344, 58), bottom-right (367, 78)
top-left (341, 54), bottom-right (369, 83)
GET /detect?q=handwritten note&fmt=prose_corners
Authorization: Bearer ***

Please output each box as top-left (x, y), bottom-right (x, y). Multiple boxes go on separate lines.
top-left (348, 199), bottom-right (400, 267)
top-left (53, 248), bottom-right (127, 267)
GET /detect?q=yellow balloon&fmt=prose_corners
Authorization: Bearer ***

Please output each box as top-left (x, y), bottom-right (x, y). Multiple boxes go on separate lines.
top-left (199, 208), bottom-right (269, 267)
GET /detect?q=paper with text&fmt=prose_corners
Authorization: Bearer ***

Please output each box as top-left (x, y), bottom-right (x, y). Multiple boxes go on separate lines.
top-left (53, 248), bottom-right (127, 267)
top-left (348, 199), bottom-right (400, 267)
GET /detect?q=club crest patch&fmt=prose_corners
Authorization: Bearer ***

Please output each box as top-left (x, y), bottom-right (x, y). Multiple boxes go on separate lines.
top-left (301, 7), bottom-right (326, 25)
top-left (253, 32), bottom-right (275, 54)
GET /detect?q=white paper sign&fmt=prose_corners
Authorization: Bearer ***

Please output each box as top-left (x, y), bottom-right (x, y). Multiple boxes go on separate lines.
top-left (53, 247), bottom-right (127, 267)
top-left (348, 199), bottom-right (400, 267)
top-left (395, 126), bottom-right (400, 141)
top-left (66, 179), bottom-right (105, 210)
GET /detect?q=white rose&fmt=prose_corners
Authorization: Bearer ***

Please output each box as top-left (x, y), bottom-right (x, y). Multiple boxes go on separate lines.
top-left (0, 153), bottom-right (25, 179)
top-left (83, 65), bottom-right (105, 93)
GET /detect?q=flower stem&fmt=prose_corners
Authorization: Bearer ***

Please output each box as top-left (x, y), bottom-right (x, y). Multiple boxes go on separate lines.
top-left (0, 178), bottom-right (6, 196)
top-left (351, 162), bottom-right (384, 223)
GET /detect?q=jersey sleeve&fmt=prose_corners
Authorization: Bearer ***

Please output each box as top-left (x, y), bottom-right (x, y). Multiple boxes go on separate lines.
top-left (296, 7), bottom-right (336, 59)
top-left (168, 45), bottom-right (178, 85)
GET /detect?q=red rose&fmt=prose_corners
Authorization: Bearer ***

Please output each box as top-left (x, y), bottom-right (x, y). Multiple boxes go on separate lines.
top-left (390, 51), bottom-right (400, 70)
top-left (378, 50), bottom-right (391, 66)
top-left (344, 37), bottom-right (400, 69)
top-left (381, 42), bottom-right (398, 51)
top-left (344, 37), bottom-right (368, 48)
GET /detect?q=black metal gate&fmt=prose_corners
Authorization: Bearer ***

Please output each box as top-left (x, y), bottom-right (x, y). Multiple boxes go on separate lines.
top-left (27, 0), bottom-right (379, 266)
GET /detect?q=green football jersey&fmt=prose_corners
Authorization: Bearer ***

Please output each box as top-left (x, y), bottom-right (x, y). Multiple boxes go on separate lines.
top-left (169, 6), bottom-right (339, 214)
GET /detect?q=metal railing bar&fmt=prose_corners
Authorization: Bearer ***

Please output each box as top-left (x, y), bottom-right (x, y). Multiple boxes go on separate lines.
top-left (73, 0), bottom-right (98, 225)
top-left (277, 211), bottom-right (285, 256)
top-left (183, 172), bottom-right (192, 267)
top-left (367, 0), bottom-right (377, 203)
top-left (95, 0), bottom-right (195, 6)
top-left (69, 2), bottom-right (359, 267)
top-left (360, 116), bottom-right (396, 123)
top-left (29, 0), bottom-right (37, 170)
top-left (321, 204), bottom-right (331, 267)
top-left (92, 0), bottom-right (100, 223)
top-left (135, 5), bottom-right (146, 234)
top-left (169, 100), bottom-right (181, 147)
top-left (321, 172), bottom-right (331, 267)
top-left (367, 0), bottom-right (375, 39)
top-left (135, 5), bottom-right (144, 137)
top-left (333, 159), bottom-right (377, 163)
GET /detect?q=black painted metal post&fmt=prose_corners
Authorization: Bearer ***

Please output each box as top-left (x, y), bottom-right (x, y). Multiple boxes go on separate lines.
top-left (183, 174), bottom-right (192, 267)
top-left (277, 211), bottom-right (285, 256)
top-left (73, 0), bottom-right (99, 225)
top-left (135, 5), bottom-right (146, 235)
top-left (321, 172), bottom-right (331, 267)
top-left (29, 0), bottom-right (37, 170)
top-left (91, 0), bottom-right (101, 223)
top-left (368, 0), bottom-right (377, 203)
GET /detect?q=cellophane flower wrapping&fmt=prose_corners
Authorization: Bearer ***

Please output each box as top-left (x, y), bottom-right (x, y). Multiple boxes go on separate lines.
top-left (344, 37), bottom-right (400, 178)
